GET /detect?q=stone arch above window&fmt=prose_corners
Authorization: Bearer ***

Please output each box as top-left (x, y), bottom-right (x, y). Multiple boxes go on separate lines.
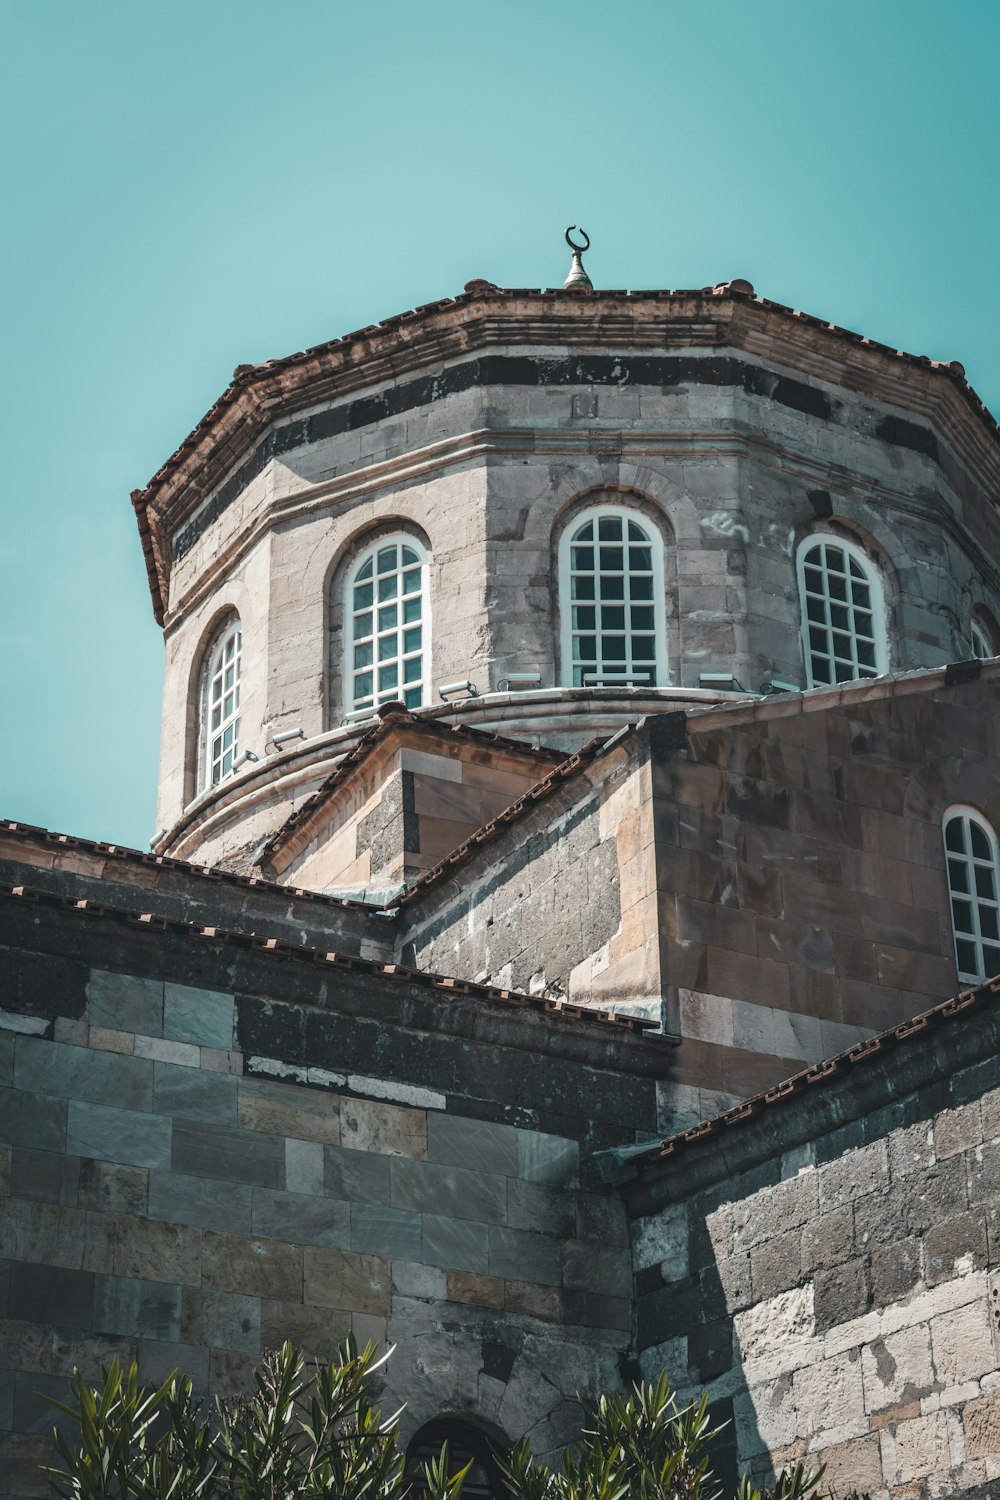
top-left (796, 532), bottom-right (888, 688)
top-left (943, 805), bottom-right (1000, 985)
top-left (557, 503), bottom-right (668, 688)
top-left (343, 533), bottom-right (430, 716)
top-left (200, 613), bottom-right (242, 790)
top-left (405, 1416), bottom-right (509, 1500)
top-left (971, 610), bottom-right (999, 660)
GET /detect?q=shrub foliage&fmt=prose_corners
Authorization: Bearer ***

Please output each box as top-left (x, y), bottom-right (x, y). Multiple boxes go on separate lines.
top-left (41, 1340), bottom-right (868, 1500)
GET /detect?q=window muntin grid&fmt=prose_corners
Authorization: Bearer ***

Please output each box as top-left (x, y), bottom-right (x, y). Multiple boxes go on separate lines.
top-left (560, 507), bottom-right (667, 688)
top-left (204, 621), bottom-right (242, 788)
top-left (346, 537), bottom-right (429, 715)
top-left (972, 622), bottom-right (994, 660)
top-left (943, 807), bottom-right (1000, 984)
top-left (797, 537), bottom-right (887, 688)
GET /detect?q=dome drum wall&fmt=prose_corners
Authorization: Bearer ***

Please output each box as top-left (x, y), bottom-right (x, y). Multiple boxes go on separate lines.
top-left (146, 297), bottom-right (1000, 866)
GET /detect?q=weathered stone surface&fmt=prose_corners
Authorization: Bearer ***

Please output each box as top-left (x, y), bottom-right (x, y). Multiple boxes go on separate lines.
top-left (148, 1170), bottom-right (253, 1234)
top-left (67, 1099), bottom-right (172, 1170)
top-left (201, 1231), bottom-right (303, 1300)
top-left (324, 1143), bottom-right (390, 1204)
top-left (181, 1289), bottom-right (261, 1353)
top-left (238, 1078), bottom-right (340, 1144)
top-left (340, 1096), bottom-right (425, 1158)
top-left (390, 1158), bottom-right (507, 1224)
top-left (447, 1270), bottom-right (505, 1308)
top-left (427, 1112), bottom-right (518, 1176)
top-left (155, 1062), bottom-right (239, 1125)
top-left (517, 1131), bottom-right (580, 1188)
top-left (251, 1188), bottom-right (350, 1249)
top-left (94, 1275), bottom-right (183, 1342)
top-left (420, 1214), bottom-right (491, 1275)
top-left (10, 1146), bottom-right (80, 1206)
top-left (963, 1388), bottom-right (1000, 1459)
top-left (163, 983), bottom-right (234, 1050)
top-left (87, 970), bottom-right (163, 1037)
top-left (350, 1204), bottom-right (422, 1260)
top-left (114, 1218), bottom-right (203, 1286)
top-left (488, 1227), bottom-right (561, 1287)
top-left (171, 1119), bottom-right (282, 1188)
top-left (302, 1248), bottom-right (390, 1317)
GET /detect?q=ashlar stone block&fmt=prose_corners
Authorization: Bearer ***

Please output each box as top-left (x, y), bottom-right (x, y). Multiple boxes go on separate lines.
top-left (517, 1130), bottom-right (580, 1188)
top-left (182, 1289), bottom-right (261, 1354)
top-left (861, 1324), bottom-right (934, 1414)
top-left (420, 1215), bottom-right (490, 1275)
top-left (67, 1100), bottom-right (172, 1170)
top-left (251, 1187), bottom-right (350, 1249)
top-left (340, 1096), bottom-right (424, 1158)
top-left (148, 1170), bottom-right (253, 1235)
top-left (238, 1078), bottom-right (340, 1144)
top-left (14, 1037), bottom-right (152, 1112)
top-left (931, 1300), bottom-right (997, 1387)
top-left (201, 1231), bottom-right (303, 1301)
top-left (114, 1218), bottom-right (203, 1287)
top-left (94, 1274), bottom-right (182, 1343)
top-left (303, 1247), bottom-right (390, 1318)
top-left (163, 983), bottom-right (234, 1050)
top-left (427, 1112), bottom-right (518, 1176)
top-left (87, 970), bottom-right (163, 1038)
top-left (390, 1158), bottom-right (507, 1225)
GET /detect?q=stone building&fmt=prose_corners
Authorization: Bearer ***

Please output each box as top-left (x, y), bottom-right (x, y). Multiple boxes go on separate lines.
top-left (4, 248), bottom-right (1000, 1497)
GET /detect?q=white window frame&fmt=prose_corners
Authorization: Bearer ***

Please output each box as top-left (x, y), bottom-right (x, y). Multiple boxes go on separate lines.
top-left (558, 504), bottom-right (668, 688)
top-left (344, 534), bottom-right (430, 716)
top-left (943, 805), bottom-right (1000, 985)
top-left (796, 534), bottom-right (888, 689)
top-left (971, 621), bottom-right (994, 660)
top-left (202, 617), bottom-right (242, 790)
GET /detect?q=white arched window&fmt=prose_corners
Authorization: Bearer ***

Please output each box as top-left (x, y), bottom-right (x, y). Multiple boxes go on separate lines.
top-left (971, 621), bottom-right (995, 660)
top-left (202, 617), bottom-right (242, 788)
top-left (797, 535), bottom-right (887, 688)
top-left (559, 506), bottom-right (667, 688)
top-left (346, 536), bottom-right (429, 715)
top-left (943, 807), bottom-right (1000, 984)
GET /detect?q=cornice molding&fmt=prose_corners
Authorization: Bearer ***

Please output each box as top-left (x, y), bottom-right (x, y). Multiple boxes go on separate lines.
top-left (133, 285), bottom-right (999, 624)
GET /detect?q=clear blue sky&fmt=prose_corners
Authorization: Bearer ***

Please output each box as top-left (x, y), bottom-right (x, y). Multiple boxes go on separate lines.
top-left (2, 0), bottom-right (998, 848)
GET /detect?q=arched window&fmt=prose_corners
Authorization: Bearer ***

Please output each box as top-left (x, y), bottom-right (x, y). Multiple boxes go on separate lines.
top-left (346, 535), bottom-right (429, 715)
top-left (559, 505), bottom-right (667, 688)
top-left (406, 1418), bottom-right (507, 1500)
top-left (202, 617), bottom-right (242, 788)
top-left (943, 806), bottom-right (1000, 984)
top-left (971, 621), bottom-right (995, 660)
top-left (796, 535), bottom-right (887, 688)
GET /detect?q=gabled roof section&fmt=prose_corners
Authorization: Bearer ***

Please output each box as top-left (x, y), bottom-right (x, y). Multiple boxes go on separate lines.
top-left (261, 708), bottom-right (564, 865)
top-left (0, 879), bottom-right (659, 1038)
top-left (626, 972), bottom-right (1000, 1175)
top-left (0, 818), bottom-right (368, 910)
top-left (132, 279), bottom-right (1000, 623)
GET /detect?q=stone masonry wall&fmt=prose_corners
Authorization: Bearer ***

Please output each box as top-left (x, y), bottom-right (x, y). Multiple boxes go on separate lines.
top-left (155, 319), bottom-right (1000, 863)
top-left (398, 737), bottom-right (663, 1017)
top-left (627, 993), bottom-right (1000, 1500)
top-left (649, 669), bottom-right (1000, 1125)
top-left (0, 892), bottom-right (668, 1499)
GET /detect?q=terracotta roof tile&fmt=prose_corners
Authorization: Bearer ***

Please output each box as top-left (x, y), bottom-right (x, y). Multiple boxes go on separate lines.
top-left (132, 282), bottom-right (998, 624)
top-left (0, 880), bottom-right (659, 1037)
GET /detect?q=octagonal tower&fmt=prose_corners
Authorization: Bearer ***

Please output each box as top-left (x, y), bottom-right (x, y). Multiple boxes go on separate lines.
top-left (134, 271), bottom-right (1000, 880)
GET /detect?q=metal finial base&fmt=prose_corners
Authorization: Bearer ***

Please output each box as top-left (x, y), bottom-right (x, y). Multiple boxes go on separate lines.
top-left (563, 226), bottom-right (593, 292)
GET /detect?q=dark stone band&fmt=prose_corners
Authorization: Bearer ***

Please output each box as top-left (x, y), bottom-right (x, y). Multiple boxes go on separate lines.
top-left (172, 354), bottom-right (939, 560)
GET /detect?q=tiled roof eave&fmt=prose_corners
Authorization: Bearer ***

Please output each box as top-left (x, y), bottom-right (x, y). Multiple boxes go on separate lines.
top-left (132, 284), bottom-right (1000, 623)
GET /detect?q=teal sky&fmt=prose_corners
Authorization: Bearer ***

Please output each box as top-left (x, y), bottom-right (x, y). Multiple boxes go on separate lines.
top-left (2, 0), bottom-right (999, 848)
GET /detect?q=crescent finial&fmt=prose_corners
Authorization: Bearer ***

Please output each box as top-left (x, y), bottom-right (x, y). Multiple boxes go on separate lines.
top-left (565, 225), bottom-right (590, 253)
